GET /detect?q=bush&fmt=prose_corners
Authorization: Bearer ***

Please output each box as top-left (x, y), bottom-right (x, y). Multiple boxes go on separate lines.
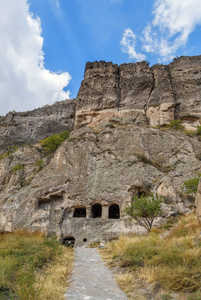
top-left (124, 193), bottom-right (162, 232)
top-left (39, 131), bottom-right (69, 154)
top-left (34, 159), bottom-right (44, 171)
top-left (167, 120), bottom-right (184, 131)
top-left (0, 145), bottom-right (18, 160)
top-left (12, 163), bottom-right (24, 172)
top-left (136, 154), bottom-right (152, 164)
top-left (182, 175), bottom-right (201, 195)
top-left (196, 125), bottom-right (201, 136)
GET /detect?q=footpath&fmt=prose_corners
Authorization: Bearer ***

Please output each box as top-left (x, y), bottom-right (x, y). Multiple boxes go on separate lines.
top-left (65, 248), bottom-right (128, 300)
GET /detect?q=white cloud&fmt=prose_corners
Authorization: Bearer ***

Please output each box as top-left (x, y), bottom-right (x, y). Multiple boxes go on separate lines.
top-left (121, 0), bottom-right (201, 62)
top-left (120, 29), bottom-right (146, 61)
top-left (56, 0), bottom-right (60, 8)
top-left (146, 0), bottom-right (201, 61)
top-left (0, 0), bottom-right (71, 115)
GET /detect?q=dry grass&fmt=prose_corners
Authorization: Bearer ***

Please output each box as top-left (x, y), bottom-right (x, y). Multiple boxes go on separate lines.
top-left (35, 247), bottom-right (74, 300)
top-left (100, 213), bottom-right (201, 299)
top-left (0, 230), bottom-right (74, 299)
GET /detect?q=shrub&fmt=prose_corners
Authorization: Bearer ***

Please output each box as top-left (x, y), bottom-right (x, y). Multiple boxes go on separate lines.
top-left (124, 193), bottom-right (162, 232)
top-left (34, 159), bottom-right (44, 171)
top-left (12, 163), bottom-right (24, 172)
top-left (39, 131), bottom-right (69, 154)
top-left (167, 120), bottom-right (184, 131)
top-left (136, 154), bottom-right (152, 165)
top-left (182, 174), bottom-right (201, 195)
top-left (173, 56), bottom-right (179, 61)
top-left (0, 145), bottom-right (18, 160)
top-left (195, 125), bottom-right (201, 136)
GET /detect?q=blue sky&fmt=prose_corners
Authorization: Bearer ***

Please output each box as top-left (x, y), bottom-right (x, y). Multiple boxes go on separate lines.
top-left (1, 0), bottom-right (201, 114)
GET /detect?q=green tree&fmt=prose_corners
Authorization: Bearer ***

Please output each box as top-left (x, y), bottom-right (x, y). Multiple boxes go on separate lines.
top-left (124, 193), bottom-right (162, 232)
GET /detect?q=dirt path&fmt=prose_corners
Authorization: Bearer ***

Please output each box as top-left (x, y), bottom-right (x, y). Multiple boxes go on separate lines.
top-left (65, 248), bottom-right (128, 300)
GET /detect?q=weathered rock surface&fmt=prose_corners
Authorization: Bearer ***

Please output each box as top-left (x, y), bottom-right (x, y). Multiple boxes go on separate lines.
top-left (0, 99), bottom-right (76, 150)
top-left (0, 126), bottom-right (200, 245)
top-left (76, 56), bottom-right (201, 130)
top-left (1, 55), bottom-right (201, 243)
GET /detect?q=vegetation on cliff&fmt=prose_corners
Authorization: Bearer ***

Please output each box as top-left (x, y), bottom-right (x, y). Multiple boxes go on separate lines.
top-left (0, 230), bottom-right (73, 300)
top-left (100, 213), bottom-right (201, 299)
top-left (39, 131), bottom-right (69, 154)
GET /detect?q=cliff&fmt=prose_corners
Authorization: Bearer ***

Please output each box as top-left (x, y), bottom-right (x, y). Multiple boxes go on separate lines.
top-left (1, 55), bottom-right (201, 246)
top-left (0, 99), bottom-right (76, 151)
top-left (76, 56), bottom-right (201, 130)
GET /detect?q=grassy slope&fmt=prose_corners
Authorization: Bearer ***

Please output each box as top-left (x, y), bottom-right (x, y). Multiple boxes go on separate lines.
top-left (0, 230), bottom-right (74, 300)
top-left (100, 214), bottom-right (201, 300)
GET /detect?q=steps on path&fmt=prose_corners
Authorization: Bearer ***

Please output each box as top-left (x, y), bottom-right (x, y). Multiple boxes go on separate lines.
top-left (65, 248), bottom-right (128, 300)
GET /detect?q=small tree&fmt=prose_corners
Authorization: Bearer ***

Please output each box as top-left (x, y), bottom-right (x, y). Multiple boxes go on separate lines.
top-left (124, 193), bottom-right (162, 232)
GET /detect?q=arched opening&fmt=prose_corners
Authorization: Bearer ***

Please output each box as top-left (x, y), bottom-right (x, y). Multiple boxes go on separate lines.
top-left (73, 206), bottom-right (86, 218)
top-left (83, 238), bottom-right (87, 243)
top-left (62, 236), bottom-right (75, 247)
top-left (91, 203), bottom-right (102, 218)
top-left (109, 204), bottom-right (120, 219)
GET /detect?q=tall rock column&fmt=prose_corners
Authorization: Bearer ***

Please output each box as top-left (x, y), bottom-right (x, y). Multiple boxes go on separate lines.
top-left (146, 65), bottom-right (175, 126)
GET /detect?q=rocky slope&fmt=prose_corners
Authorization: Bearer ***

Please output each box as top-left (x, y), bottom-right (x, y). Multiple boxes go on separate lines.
top-left (1, 55), bottom-right (201, 245)
top-left (0, 99), bottom-right (75, 151)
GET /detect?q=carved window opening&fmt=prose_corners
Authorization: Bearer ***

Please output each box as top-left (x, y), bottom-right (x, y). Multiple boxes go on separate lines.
top-left (62, 236), bottom-right (75, 247)
top-left (38, 200), bottom-right (51, 210)
top-left (91, 203), bottom-right (102, 218)
top-left (73, 206), bottom-right (86, 218)
top-left (109, 204), bottom-right (120, 219)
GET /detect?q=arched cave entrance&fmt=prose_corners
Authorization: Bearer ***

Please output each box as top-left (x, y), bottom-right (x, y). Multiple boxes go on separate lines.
top-left (73, 206), bottom-right (86, 218)
top-left (109, 204), bottom-right (120, 219)
top-left (62, 236), bottom-right (75, 247)
top-left (91, 203), bottom-right (102, 218)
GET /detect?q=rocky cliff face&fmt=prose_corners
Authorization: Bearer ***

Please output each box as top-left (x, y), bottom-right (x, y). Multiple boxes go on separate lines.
top-left (1, 55), bottom-right (201, 245)
top-left (76, 56), bottom-right (201, 130)
top-left (0, 100), bottom-right (76, 151)
top-left (0, 126), bottom-right (201, 245)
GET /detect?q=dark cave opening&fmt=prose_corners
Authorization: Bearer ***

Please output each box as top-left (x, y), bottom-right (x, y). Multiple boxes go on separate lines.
top-left (109, 204), bottom-right (120, 219)
top-left (73, 207), bottom-right (86, 218)
top-left (62, 236), bottom-right (75, 247)
top-left (91, 203), bottom-right (102, 218)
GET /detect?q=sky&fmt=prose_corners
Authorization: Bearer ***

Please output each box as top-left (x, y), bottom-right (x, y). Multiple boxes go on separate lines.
top-left (1, 0), bottom-right (201, 115)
